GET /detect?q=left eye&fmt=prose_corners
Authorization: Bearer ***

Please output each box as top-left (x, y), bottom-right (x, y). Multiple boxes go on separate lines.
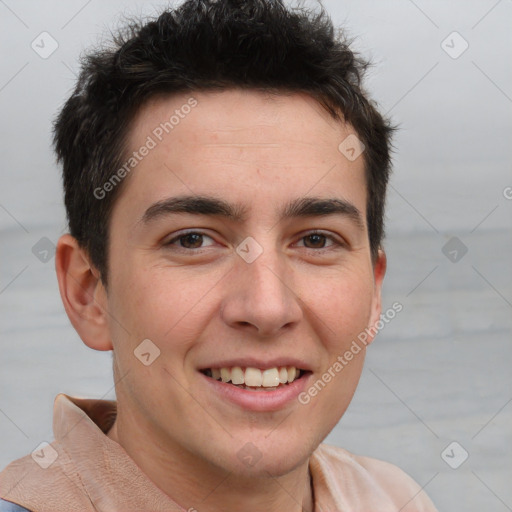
top-left (296, 232), bottom-right (339, 249)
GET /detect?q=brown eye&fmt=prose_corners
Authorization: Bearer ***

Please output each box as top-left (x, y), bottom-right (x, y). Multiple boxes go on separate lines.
top-left (165, 231), bottom-right (216, 250)
top-left (295, 231), bottom-right (345, 252)
top-left (303, 233), bottom-right (328, 249)
top-left (179, 233), bottom-right (204, 249)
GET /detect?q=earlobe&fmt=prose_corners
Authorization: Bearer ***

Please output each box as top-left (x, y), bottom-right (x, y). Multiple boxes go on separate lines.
top-left (55, 234), bottom-right (113, 351)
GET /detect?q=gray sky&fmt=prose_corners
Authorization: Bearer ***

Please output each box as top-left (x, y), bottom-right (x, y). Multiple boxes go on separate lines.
top-left (0, 0), bottom-right (511, 234)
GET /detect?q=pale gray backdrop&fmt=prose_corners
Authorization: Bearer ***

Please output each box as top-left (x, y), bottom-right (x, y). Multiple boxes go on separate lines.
top-left (1, 1), bottom-right (511, 510)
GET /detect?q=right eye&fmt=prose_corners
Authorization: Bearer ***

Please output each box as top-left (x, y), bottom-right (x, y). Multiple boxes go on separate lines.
top-left (164, 231), bottom-right (217, 251)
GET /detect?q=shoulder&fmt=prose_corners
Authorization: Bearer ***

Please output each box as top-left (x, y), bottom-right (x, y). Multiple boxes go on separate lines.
top-left (0, 499), bottom-right (31, 512)
top-left (0, 444), bottom-right (92, 512)
top-left (312, 443), bottom-right (439, 511)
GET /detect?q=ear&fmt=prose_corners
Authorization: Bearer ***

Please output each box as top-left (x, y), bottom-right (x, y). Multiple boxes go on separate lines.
top-left (365, 248), bottom-right (387, 345)
top-left (55, 234), bottom-right (112, 351)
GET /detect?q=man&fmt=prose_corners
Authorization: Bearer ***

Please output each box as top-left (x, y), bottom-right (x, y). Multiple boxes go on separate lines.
top-left (0, 0), bottom-right (438, 510)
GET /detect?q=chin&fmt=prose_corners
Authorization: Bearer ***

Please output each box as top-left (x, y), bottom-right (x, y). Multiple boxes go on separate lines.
top-left (217, 433), bottom-right (314, 478)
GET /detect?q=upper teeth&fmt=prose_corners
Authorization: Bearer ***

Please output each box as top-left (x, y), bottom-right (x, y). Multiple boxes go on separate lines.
top-left (208, 366), bottom-right (300, 387)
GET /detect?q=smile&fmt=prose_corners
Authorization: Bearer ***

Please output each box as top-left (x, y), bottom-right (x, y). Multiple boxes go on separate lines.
top-left (200, 366), bottom-right (306, 390)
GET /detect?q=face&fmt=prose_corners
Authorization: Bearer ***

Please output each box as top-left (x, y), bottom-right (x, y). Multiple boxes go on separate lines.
top-left (102, 89), bottom-right (385, 477)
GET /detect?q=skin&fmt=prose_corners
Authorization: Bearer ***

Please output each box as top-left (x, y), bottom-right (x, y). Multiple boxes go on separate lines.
top-left (56, 89), bottom-right (386, 512)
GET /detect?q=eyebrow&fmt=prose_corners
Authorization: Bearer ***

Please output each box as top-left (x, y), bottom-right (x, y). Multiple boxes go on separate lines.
top-left (140, 194), bottom-right (364, 229)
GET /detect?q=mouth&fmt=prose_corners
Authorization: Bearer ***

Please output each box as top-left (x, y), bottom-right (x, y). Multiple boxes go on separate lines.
top-left (199, 366), bottom-right (310, 391)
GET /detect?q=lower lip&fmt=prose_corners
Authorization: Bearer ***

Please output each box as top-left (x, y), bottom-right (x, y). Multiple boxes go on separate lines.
top-left (200, 372), bottom-right (312, 412)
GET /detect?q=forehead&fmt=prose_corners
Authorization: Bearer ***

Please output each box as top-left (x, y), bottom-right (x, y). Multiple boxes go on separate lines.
top-left (130, 89), bottom-right (349, 150)
top-left (116, 89), bottom-right (367, 220)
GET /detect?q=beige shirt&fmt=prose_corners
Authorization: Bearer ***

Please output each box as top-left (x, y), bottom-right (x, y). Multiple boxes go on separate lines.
top-left (0, 394), bottom-right (438, 511)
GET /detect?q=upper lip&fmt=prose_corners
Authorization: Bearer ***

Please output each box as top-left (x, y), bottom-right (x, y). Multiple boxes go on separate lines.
top-left (199, 357), bottom-right (312, 372)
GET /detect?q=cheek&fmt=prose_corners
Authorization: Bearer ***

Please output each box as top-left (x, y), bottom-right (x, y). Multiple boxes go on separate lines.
top-left (300, 273), bottom-right (373, 432)
top-left (308, 267), bottom-right (375, 351)
top-left (108, 264), bottom-right (221, 352)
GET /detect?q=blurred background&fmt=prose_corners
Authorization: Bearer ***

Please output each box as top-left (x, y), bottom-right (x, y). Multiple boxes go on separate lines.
top-left (1, 0), bottom-right (511, 509)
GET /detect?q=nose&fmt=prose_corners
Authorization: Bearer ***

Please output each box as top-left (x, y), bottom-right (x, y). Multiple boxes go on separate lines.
top-left (220, 243), bottom-right (303, 338)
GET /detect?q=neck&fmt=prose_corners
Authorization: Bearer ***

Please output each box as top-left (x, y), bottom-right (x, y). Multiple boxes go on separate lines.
top-left (107, 409), bottom-right (314, 512)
